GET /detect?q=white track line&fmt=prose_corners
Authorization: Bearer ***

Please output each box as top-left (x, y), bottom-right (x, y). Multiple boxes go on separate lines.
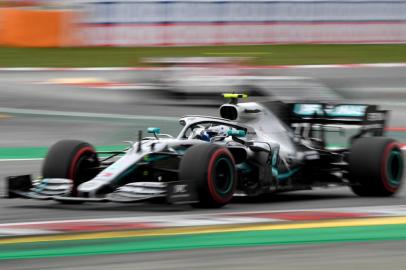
top-left (2, 204), bottom-right (406, 228)
top-left (1, 63), bottom-right (406, 72)
top-left (0, 145), bottom-right (404, 162)
top-left (243, 63), bottom-right (406, 69)
top-left (0, 67), bottom-right (162, 72)
top-left (0, 228), bottom-right (60, 236)
top-left (0, 107), bottom-right (178, 121)
top-left (0, 158), bottom-right (43, 162)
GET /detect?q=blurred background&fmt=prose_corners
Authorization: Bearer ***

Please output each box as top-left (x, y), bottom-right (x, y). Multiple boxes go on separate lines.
top-left (0, 0), bottom-right (406, 145)
top-left (1, 0), bottom-right (406, 47)
top-left (1, 1), bottom-right (406, 270)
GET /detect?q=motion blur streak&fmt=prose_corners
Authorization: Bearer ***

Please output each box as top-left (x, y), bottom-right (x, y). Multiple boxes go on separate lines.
top-left (2, 216), bottom-right (406, 246)
top-left (1, 0), bottom-right (406, 269)
top-left (2, 219), bottom-right (406, 260)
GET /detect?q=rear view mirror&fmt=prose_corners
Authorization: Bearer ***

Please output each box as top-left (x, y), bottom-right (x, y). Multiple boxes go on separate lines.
top-left (147, 127), bottom-right (161, 134)
top-left (227, 129), bottom-right (246, 137)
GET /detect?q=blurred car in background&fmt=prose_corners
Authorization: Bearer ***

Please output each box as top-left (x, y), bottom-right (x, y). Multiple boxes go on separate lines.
top-left (136, 57), bottom-right (342, 105)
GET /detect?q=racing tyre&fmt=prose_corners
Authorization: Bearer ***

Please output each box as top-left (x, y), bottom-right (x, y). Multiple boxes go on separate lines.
top-left (42, 140), bottom-right (99, 196)
top-left (179, 144), bottom-right (237, 208)
top-left (349, 137), bottom-right (404, 196)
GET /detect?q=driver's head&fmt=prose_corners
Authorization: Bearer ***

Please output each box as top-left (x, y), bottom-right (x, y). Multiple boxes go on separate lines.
top-left (191, 125), bottom-right (231, 142)
top-left (206, 125), bottom-right (231, 137)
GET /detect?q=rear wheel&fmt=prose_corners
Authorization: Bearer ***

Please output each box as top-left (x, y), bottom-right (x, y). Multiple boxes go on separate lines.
top-left (179, 144), bottom-right (236, 208)
top-left (42, 140), bottom-right (99, 196)
top-left (349, 137), bottom-right (404, 196)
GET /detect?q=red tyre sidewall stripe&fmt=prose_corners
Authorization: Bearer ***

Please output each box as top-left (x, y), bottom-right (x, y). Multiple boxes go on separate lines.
top-left (207, 148), bottom-right (236, 204)
top-left (68, 146), bottom-right (95, 192)
top-left (381, 142), bottom-right (400, 193)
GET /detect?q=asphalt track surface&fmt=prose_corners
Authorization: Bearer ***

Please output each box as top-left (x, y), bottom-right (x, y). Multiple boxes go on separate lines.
top-left (1, 67), bottom-right (406, 269)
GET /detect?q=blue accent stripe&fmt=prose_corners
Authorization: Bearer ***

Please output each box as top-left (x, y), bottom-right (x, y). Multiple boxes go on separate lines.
top-left (35, 178), bottom-right (48, 193)
top-left (276, 167), bottom-right (300, 181)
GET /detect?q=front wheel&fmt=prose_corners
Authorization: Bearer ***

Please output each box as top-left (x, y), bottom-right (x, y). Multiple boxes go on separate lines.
top-left (179, 144), bottom-right (237, 208)
top-left (348, 137), bottom-right (404, 196)
top-left (42, 140), bottom-right (99, 196)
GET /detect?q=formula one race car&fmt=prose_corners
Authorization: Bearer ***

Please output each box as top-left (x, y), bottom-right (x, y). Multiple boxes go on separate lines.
top-left (6, 94), bottom-right (404, 208)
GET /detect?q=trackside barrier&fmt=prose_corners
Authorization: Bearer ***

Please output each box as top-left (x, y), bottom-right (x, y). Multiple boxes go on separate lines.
top-left (1, 0), bottom-right (406, 47)
top-left (76, 0), bottom-right (406, 46)
top-left (81, 22), bottom-right (406, 46)
top-left (0, 8), bottom-right (79, 47)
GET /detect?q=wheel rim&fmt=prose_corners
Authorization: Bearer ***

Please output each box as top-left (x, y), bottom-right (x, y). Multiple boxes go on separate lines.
top-left (212, 157), bottom-right (234, 195)
top-left (75, 155), bottom-right (93, 180)
top-left (387, 149), bottom-right (403, 187)
top-left (69, 147), bottom-right (97, 195)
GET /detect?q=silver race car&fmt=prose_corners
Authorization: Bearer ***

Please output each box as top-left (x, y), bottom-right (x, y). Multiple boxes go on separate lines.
top-left (7, 94), bottom-right (404, 208)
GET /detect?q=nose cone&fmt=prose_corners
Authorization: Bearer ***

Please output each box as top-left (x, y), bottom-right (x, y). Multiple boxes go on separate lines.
top-left (78, 180), bottom-right (106, 193)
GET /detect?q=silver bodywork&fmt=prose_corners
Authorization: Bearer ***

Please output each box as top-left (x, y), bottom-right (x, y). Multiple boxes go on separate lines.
top-left (76, 101), bottom-right (295, 197)
top-left (7, 94), bottom-right (401, 204)
top-left (68, 102), bottom-right (306, 197)
top-left (11, 98), bottom-right (383, 203)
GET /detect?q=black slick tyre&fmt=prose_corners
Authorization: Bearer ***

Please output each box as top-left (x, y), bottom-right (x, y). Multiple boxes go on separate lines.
top-left (179, 144), bottom-right (237, 208)
top-left (349, 137), bottom-right (404, 196)
top-left (42, 140), bottom-right (99, 196)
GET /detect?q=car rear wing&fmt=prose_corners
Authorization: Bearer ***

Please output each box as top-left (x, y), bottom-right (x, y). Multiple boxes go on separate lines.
top-left (287, 103), bottom-right (388, 146)
top-left (290, 103), bottom-right (387, 125)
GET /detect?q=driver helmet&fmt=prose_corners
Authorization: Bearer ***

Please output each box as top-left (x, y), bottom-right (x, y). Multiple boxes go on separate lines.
top-left (198, 125), bottom-right (231, 142)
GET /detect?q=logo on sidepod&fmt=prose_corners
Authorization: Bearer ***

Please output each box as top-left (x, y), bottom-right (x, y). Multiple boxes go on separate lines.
top-left (367, 113), bottom-right (385, 121)
top-left (173, 184), bottom-right (188, 193)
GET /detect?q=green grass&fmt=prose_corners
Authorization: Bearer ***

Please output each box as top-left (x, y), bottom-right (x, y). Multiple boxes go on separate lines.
top-left (1, 44), bottom-right (406, 67)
